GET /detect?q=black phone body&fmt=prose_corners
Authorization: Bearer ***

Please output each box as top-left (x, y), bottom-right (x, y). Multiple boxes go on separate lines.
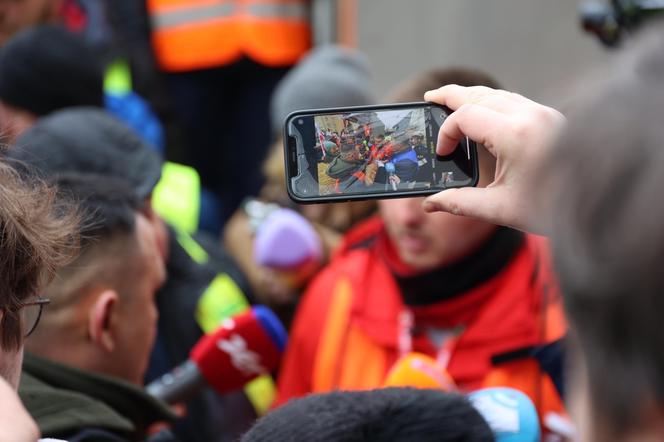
top-left (284, 102), bottom-right (479, 203)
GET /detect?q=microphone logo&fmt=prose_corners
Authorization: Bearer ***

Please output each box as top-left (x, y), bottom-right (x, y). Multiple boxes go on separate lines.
top-left (216, 334), bottom-right (267, 376)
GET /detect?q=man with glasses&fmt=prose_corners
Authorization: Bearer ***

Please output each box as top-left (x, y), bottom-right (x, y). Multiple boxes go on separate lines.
top-left (7, 106), bottom-right (261, 442)
top-left (18, 173), bottom-right (177, 441)
top-left (0, 160), bottom-right (78, 441)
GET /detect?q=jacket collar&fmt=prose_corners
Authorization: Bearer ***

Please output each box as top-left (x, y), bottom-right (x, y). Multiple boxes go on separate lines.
top-left (19, 353), bottom-right (176, 439)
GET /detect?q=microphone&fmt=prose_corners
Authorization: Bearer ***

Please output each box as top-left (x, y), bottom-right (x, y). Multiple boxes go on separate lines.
top-left (146, 306), bottom-right (287, 404)
top-left (383, 352), bottom-right (457, 391)
top-left (254, 208), bottom-right (322, 271)
top-left (384, 355), bottom-right (542, 441)
top-left (253, 208), bottom-right (323, 289)
top-left (385, 162), bottom-right (397, 191)
top-left (468, 387), bottom-right (540, 442)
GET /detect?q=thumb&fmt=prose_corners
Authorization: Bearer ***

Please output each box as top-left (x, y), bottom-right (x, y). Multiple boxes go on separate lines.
top-left (422, 187), bottom-right (503, 224)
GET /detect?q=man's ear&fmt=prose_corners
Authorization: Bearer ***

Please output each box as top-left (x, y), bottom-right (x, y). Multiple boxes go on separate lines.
top-left (88, 289), bottom-right (119, 353)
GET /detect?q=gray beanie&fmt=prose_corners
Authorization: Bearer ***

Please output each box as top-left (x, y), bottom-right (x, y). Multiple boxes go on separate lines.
top-left (270, 45), bottom-right (375, 135)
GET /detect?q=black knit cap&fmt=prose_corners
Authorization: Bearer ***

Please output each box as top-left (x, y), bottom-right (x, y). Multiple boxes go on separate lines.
top-left (7, 107), bottom-right (162, 200)
top-left (0, 25), bottom-right (104, 116)
top-left (241, 388), bottom-right (494, 442)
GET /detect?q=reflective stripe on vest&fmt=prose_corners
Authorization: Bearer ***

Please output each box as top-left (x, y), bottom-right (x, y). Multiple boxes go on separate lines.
top-left (247, 2), bottom-right (308, 19)
top-left (153, 162), bottom-right (201, 235)
top-left (175, 229), bottom-right (209, 265)
top-left (196, 274), bottom-right (250, 331)
top-left (151, 2), bottom-right (235, 30)
top-left (313, 278), bottom-right (387, 393)
top-left (148, 0), bottom-right (310, 71)
top-left (312, 277), bottom-right (353, 392)
top-left (196, 272), bottom-right (277, 415)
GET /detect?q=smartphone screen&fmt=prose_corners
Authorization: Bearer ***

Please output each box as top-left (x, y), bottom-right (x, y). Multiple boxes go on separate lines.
top-left (285, 102), bottom-right (478, 202)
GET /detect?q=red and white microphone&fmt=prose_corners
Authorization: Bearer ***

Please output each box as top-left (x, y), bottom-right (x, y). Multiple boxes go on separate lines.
top-left (146, 306), bottom-right (287, 404)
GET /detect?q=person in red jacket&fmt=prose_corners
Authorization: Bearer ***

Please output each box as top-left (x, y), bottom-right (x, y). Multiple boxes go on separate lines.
top-left (275, 68), bottom-right (568, 436)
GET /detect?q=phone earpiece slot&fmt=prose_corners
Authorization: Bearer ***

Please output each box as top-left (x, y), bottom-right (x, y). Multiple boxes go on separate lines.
top-left (288, 136), bottom-right (299, 175)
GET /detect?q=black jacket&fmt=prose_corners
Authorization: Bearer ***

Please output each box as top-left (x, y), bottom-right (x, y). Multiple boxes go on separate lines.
top-left (145, 228), bottom-right (259, 442)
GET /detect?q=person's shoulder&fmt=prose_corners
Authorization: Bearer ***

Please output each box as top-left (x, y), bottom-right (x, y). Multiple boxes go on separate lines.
top-left (298, 220), bottom-right (383, 320)
top-left (19, 370), bottom-right (134, 441)
top-left (21, 354), bottom-right (176, 440)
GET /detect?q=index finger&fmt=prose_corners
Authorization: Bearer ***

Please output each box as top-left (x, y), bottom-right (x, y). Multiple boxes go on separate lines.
top-left (424, 84), bottom-right (527, 112)
top-left (436, 103), bottom-right (509, 157)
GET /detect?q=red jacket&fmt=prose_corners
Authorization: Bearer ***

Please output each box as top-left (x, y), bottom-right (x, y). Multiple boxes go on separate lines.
top-left (276, 217), bottom-right (566, 423)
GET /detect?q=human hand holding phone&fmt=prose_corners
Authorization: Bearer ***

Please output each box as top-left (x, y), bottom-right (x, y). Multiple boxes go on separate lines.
top-left (422, 85), bottom-right (566, 234)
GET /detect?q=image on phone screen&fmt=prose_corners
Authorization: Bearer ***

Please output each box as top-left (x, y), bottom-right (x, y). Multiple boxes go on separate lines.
top-left (285, 103), bottom-right (477, 201)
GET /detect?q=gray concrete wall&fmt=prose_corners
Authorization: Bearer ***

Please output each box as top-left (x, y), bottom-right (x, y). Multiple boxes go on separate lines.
top-left (355, 0), bottom-right (613, 103)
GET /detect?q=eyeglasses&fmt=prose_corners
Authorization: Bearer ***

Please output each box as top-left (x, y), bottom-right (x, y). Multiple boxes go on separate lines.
top-left (18, 297), bottom-right (50, 338)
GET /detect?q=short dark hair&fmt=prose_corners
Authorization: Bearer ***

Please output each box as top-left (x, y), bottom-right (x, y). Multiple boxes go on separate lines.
top-left (386, 67), bottom-right (501, 103)
top-left (53, 173), bottom-right (140, 252)
top-left (0, 161), bottom-right (78, 350)
top-left (543, 24), bottom-right (664, 438)
top-left (38, 173), bottom-right (144, 313)
top-left (241, 388), bottom-right (493, 442)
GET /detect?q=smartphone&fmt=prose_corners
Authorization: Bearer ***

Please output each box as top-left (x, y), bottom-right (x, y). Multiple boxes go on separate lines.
top-left (283, 102), bottom-right (479, 203)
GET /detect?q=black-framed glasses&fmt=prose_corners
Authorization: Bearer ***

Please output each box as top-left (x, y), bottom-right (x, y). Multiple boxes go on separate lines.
top-left (18, 297), bottom-right (50, 338)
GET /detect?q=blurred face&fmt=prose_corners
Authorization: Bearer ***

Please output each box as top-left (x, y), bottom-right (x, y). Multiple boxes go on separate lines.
top-left (379, 151), bottom-right (497, 271)
top-left (379, 197), bottom-right (496, 271)
top-left (114, 214), bottom-right (166, 385)
top-left (0, 0), bottom-right (60, 46)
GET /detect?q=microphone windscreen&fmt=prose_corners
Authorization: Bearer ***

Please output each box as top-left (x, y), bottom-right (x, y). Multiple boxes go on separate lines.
top-left (383, 352), bottom-right (457, 391)
top-left (253, 208), bottom-right (322, 269)
top-left (253, 305), bottom-right (288, 352)
top-left (468, 387), bottom-right (540, 442)
top-left (190, 307), bottom-right (286, 394)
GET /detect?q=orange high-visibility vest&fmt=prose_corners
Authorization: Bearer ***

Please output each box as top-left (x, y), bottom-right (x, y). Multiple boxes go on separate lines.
top-left (148, 0), bottom-right (311, 72)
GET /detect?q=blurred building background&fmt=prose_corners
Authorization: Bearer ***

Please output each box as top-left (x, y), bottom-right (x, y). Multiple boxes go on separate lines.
top-left (351, 0), bottom-right (612, 103)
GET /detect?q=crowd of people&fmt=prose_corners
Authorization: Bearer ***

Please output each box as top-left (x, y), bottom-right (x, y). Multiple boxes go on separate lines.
top-left (2, 1), bottom-right (664, 442)
top-left (314, 115), bottom-right (436, 194)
